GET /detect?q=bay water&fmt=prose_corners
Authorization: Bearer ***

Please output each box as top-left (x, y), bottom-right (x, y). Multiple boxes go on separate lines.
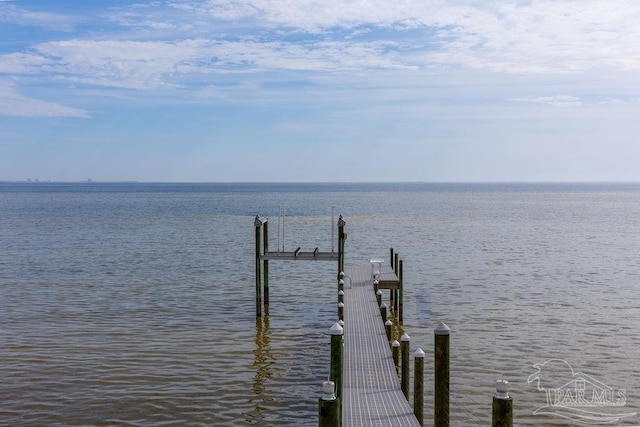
top-left (1, 182), bottom-right (640, 426)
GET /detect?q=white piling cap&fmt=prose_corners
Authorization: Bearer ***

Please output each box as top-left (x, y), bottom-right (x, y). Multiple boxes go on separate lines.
top-left (338, 290), bottom-right (344, 296)
top-left (322, 381), bottom-right (336, 400)
top-left (434, 321), bottom-right (450, 336)
top-left (338, 319), bottom-right (344, 327)
top-left (385, 319), bottom-right (393, 326)
top-left (414, 348), bottom-right (425, 358)
top-left (495, 379), bottom-right (509, 399)
top-left (401, 332), bottom-right (410, 342)
top-left (338, 302), bottom-right (344, 308)
top-left (330, 322), bottom-right (344, 336)
top-left (380, 303), bottom-right (387, 308)
top-left (339, 279), bottom-right (345, 285)
top-left (376, 290), bottom-right (382, 296)
top-left (392, 340), bottom-right (400, 347)
top-left (339, 271), bottom-right (345, 278)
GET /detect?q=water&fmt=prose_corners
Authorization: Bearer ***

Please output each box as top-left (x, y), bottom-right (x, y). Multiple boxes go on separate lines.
top-left (1, 182), bottom-right (640, 426)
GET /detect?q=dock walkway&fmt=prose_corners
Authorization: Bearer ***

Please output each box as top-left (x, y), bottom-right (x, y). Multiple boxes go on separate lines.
top-left (342, 264), bottom-right (420, 426)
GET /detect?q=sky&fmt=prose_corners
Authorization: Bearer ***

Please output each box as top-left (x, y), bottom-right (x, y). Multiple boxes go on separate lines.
top-left (1, 0), bottom-right (640, 182)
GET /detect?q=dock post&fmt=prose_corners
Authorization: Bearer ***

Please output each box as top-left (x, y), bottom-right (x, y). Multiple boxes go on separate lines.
top-left (385, 319), bottom-right (392, 342)
top-left (338, 302), bottom-right (344, 322)
top-left (318, 381), bottom-right (340, 427)
top-left (392, 340), bottom-right (400, 375)
top-left (373, 279), bottom-right (379, 293)
top-left (398, 259), bottom-right (403, 322)
top-left (263, 219), bottom-right (269, 309)
top-left (338, 290), bottom-right (344, 304)
top-left (393, 253), bottom-right (399, 309)
top-left (338, 216), bottom-right (345, 276)
top-left (434, 322), bottom-right (450, 427)
top-left (414, 348), bottom-right (425, 426)
top-left (254, 216), bottom-right (265, 318)
top-left (492, 379), bottom-right (513, 427)
top-left (338, 278), bottom-right (344, 293)
top-left (376, 289), bottom-right (382, 307)
top-left (380, 303), bottom-right (387, 323)
top-left (390, 247), bottom-right (394, 270)
top-left (329, 322), bottom-right (344, 415)
top-left (401, 332), bottom-right (410, 399)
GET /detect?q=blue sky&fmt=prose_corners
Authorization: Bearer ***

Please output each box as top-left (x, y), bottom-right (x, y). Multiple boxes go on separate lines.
top-left (1, 0), bottom-right (640, 182)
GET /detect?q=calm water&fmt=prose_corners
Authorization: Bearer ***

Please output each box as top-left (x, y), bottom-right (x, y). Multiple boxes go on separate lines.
top-left (1, 182), bottom-right (640, 426)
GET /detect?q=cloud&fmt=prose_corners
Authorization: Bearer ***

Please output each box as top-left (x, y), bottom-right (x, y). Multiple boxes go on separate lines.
top-left (3, 0), bottom-right (640, 98)
top-left (0, 81), bottom-right (90, 117)
top-left (0, 2), bottom-right (79, 31)
top-left (509, 95), bottom-right (584, 108)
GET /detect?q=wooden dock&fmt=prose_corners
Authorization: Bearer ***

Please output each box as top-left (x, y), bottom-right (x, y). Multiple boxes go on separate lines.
top-left (342, 264), bottom-right (421, 426)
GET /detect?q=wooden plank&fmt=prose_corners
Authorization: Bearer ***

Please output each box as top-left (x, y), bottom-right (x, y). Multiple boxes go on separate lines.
top-left (342, 265), bottom-right (420, 427)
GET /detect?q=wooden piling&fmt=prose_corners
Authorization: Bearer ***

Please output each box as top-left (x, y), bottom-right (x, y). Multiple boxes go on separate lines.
top-left (319, 381), bottom-right (340, 427)
top-left (434, 322), bottom-right (450, 427)
top-left (330, 323), bottom-right (344, 408)
top-left (338, 290), bottom-right (344, 304)
top-left (492, 380), bottom-right (513, 427)
top-left (254, 216), bottom-right (265, 317)
top-left (392, 340), bottom-right (400, 375)
top-left (263, 219), bottom-right (269, 307)
top-left (376, 289), bottom-right (382, 307)
top-left (380, 303), bottom-right (387, 323)
top-left (401, 332), bottom-right (410, 399)
top-left (414, 348), bottom-right (425, 426)
top-left (385, 319), bottom-right (392, 342)
top-left (398, 259), bottom-right (403, 322)
top-left (338, 302), bottom-right (344, 322)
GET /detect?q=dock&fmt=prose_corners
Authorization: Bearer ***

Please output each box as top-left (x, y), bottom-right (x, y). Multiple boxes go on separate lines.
top-left (342, 264), bottom-right (421, 426)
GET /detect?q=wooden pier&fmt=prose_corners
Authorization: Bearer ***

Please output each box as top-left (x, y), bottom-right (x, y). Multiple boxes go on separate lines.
top-left (342, 264), bottom-right (421, 427)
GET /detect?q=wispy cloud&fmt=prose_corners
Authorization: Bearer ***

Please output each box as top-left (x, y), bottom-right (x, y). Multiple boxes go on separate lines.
top-left (0, 2), bottom-right (79, 32)
top-left (509, 95), bottom-right (585, 108)
top-left (0, 81), bottom-right (90, 117)
top-left (2, 0), bottom-right (640, 116)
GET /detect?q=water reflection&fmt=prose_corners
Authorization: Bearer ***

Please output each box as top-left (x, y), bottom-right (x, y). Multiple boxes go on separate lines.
top-left (247, 313), bottom-right (273, 424)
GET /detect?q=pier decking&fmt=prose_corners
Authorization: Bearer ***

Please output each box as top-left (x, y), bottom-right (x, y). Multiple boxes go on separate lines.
top-left (342, 264), bottom-right (420, 427)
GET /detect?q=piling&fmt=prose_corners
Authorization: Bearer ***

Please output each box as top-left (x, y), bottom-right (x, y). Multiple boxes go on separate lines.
top-left (492, 379), bottom-right (513, 427)
top-left (398, 259), bottom-right (403, 321)
top-left (392, 340), bottom-right (400, 374)
top-left (373, 279), bottom-right (379, 293)
top-left (263, 219), bottom-right (269, 307)
top-left (330, 323), bottom-right (344, 408)
top-left (401, 332), bottom-right (410, 399)
top-left (338, 302), bottom-right (344, 322)
top-left (414, 348), bottom-right (425, 426)
top-left (318, 381), bottom-right (340, 427)
top-left (380, 303), bottom-right (387, 323)
top-left (338, 290), bottom-right (344, 304)
top-left (385, 319), bottom-right (392, 342)
top-left (376, 289), bottom-right (382, 307)
top-left (254, 216), bottom-right (266, 317)
top-left (434, 322), bottom-right (450, 427)
top-left (338, 279), bottom-right (344, 293)
top-left (390, 247), bottom-right (394, 270)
